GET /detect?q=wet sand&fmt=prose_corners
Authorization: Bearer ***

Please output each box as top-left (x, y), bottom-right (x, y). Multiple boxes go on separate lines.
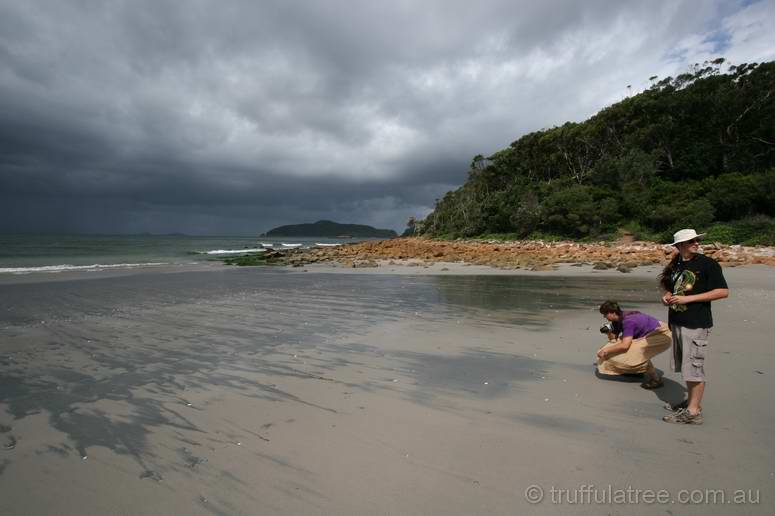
top-left (0, 265), bottom-right (773, 515)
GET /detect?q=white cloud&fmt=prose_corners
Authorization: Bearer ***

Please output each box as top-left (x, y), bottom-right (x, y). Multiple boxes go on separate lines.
top-left (720, 0), bottom-right (775, 63)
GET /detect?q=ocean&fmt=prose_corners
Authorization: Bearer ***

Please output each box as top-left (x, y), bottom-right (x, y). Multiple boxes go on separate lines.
top-left (0, 234), bottom-right (362, 274)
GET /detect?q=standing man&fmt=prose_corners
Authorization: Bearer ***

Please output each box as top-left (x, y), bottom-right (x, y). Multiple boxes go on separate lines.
top-left (659, 229), bottom-right (729, 425)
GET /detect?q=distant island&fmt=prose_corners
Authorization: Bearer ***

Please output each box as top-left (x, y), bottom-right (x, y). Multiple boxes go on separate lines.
top-left (262, 220), bottom-right (397, 238)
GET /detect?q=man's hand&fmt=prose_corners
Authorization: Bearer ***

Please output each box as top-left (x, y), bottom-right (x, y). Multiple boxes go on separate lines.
top-left (596, 348), bottom-right (607, 360)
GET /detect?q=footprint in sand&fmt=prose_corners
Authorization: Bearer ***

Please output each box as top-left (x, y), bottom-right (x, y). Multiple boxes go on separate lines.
top-left (3, 435), bottom-right (18, 450)
top-left (140, 470), bottom-right (164, 482)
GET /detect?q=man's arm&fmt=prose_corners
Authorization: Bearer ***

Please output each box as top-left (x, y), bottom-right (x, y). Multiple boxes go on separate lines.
top-left (597, 336), bottom-right (633, 359)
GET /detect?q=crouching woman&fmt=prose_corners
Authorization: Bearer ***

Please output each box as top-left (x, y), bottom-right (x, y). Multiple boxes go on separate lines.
top-left (596, 301), bottom-right (672, 389)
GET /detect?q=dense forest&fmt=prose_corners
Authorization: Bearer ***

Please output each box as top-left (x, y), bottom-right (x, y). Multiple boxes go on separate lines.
top-left (412, 59), bottom-right (775, 244)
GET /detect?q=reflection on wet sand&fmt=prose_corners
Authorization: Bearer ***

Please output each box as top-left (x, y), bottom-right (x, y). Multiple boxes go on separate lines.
top-left (0, 268), bottom-right (664, 514)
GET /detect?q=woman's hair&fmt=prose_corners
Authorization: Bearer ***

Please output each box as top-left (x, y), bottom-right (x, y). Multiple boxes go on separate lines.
top-left (599, 300), bottom-right (622, 315)
top-left (658, 253), bottom-right (681, 292)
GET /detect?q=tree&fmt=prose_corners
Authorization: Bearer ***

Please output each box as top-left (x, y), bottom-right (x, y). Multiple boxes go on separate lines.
top-left (417, 60), bottom-right (775, 241)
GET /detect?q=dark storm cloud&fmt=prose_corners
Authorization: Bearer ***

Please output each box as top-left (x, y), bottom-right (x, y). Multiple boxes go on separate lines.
top-left (1, 0), bottom-right (773, 234)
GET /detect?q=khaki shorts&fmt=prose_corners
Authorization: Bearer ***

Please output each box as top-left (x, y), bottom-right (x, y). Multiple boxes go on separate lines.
top-left (670, 325), bottom-right (710, 382)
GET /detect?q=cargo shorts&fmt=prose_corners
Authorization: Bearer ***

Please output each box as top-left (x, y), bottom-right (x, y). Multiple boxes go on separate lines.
top-left (670, 325), bottom-right (710, 382)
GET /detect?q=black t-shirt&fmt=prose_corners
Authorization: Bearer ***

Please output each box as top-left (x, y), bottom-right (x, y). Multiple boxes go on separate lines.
top-left (666, 253), bottom-right (728, 328)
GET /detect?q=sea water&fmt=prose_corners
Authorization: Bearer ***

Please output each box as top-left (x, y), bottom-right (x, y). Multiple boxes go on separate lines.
top-left (0, 234), bottom-right (363, 274)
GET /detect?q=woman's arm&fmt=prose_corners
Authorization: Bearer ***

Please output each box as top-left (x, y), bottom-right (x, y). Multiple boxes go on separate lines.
top-left (667, 288), bottom-right (729, 305)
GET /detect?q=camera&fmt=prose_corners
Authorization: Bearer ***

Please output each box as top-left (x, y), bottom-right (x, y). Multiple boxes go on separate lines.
top-left (599, 322), bottom-right (614, 334)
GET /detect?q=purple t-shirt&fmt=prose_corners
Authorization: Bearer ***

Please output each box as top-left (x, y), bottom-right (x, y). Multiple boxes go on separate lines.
top-left (621, 312), bottom-right (661, 339)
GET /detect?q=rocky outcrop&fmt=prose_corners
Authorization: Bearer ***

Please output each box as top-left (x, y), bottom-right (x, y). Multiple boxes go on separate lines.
top-left (231, 238), bottom-right (775, 269)
top-left (311, 238), bottom-right (775, 268)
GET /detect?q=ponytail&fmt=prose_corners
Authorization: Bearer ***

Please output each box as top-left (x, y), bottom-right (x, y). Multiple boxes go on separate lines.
top-left (658, 252), bottom-right (680, 292)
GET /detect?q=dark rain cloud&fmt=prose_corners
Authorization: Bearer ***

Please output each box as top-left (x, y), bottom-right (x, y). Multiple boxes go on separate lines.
top-left (1, 0), bottom-right (773, 234)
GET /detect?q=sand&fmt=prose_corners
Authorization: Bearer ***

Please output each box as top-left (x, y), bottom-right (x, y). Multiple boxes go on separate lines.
top-left (0, 263), bottom-right (772, 515)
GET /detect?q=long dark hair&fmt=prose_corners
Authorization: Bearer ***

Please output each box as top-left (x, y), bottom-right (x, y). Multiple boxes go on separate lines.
top-left (658, 253), bottom-right (681, 292)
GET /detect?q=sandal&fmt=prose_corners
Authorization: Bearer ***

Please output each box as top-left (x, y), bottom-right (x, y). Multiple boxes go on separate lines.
top-left (640, 377), bottom-right (664, 390)
top-left (663, 408), bottom-right (703, 425)
top-left (664, 400), bottom-right (702, 412)
top-left (664, 399), bottom-right (688, 411)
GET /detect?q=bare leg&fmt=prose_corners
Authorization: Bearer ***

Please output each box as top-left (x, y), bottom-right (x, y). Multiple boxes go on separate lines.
top-left (645, 361), bottom-right (660, 381)
top-left (687, 381), bottom-right (705, 414)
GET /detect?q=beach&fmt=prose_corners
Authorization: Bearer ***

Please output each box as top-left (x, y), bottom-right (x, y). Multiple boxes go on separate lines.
top-left (0, 263), bottom-right (773, 515)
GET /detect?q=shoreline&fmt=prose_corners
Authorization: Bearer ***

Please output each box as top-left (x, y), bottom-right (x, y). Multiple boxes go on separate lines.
top-left (3, 249), bottom-right (775, 287)
top-left (3, 237), bottom-right (774, 284)
top-left (0, 261), bottom-right (228, 285)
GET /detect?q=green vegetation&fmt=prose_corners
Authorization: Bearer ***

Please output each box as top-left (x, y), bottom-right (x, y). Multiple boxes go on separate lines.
top-left (415, 60), bottom-right (775, 244)
top-left (264, 220), bottom-right (397, 238)
top-left (702, 216), bottom-right (775, 246)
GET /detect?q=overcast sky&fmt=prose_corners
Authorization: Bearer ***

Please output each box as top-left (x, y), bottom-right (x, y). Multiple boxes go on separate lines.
top-left (1, 0), bottom-right (773, 235)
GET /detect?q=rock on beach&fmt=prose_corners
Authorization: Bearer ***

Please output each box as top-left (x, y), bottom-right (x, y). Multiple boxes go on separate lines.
top-left (278, 238), bottom-right (775, 270)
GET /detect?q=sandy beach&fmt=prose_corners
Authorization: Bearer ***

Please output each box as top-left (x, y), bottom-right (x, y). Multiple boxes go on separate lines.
top-left (0, 263), bottom-right (773, 515)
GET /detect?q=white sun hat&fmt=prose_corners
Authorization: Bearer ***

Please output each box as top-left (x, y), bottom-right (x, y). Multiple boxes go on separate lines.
top-left (672, 228), bottom-right (706, 245)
